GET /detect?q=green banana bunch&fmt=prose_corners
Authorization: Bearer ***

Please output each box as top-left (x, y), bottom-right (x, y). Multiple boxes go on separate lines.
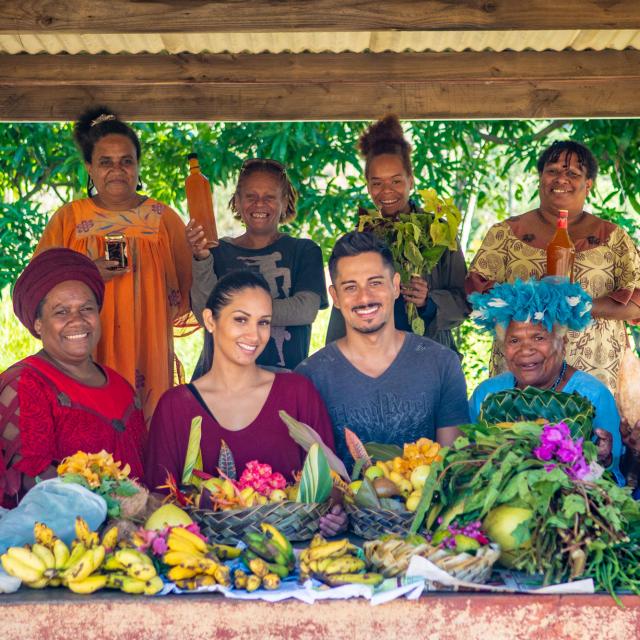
top-left (243, 524), bottom-right (295, 572)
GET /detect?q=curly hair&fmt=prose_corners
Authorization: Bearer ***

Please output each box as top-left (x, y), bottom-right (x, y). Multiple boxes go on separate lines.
top-left (359, 114), bottom-right (412, 179)
top-left (228, 160), bottom-right (297, 224)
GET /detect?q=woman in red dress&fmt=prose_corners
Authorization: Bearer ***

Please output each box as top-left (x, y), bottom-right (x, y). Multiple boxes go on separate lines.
top-left (0, 248), bottom-right (146, 508)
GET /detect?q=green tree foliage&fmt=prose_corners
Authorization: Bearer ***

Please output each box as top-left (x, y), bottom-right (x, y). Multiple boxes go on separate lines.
top-left (2, 119), bottom-right (639, 290)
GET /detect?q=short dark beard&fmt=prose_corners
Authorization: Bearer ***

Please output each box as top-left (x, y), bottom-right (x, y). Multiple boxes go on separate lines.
top-left (351, 319), bottom-right (387, 335)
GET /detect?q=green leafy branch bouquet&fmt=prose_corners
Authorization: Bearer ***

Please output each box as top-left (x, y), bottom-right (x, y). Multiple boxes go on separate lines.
top-left (358, 188), bottom-right (461, 334)
top-left (410, 421), bottom-right (640, 602)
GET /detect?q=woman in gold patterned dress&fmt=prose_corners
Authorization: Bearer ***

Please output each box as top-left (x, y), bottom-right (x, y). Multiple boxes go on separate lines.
top-left (466, 140), bottom-right (640, 391)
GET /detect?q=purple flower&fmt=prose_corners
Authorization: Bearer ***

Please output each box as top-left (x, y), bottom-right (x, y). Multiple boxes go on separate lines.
top-left (533, 444), bottom-right (555, 461)
top-left (535, 422), bottom-right (589, 482)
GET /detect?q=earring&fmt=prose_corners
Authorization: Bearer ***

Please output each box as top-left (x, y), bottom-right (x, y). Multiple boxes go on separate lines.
top-left (87, 175), bottom-right (96, 196)
top-left (136, 178), bottom-right (143, 191)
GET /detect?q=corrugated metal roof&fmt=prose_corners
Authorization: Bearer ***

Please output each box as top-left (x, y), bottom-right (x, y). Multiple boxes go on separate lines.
top-left (2, 30), bottom-right (639, 55)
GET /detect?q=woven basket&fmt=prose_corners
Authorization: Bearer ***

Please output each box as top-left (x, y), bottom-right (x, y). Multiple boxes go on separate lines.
top-left (345, 502), bottom-right (414, 540)
top-left (190, 500), bottom-right (330, 544)
top-left (365, 538), bottom-right (500, 584)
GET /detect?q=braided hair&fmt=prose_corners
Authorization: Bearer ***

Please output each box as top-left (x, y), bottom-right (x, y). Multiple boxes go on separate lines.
top-left (229, 161), bottom-right (297, 224)
top-left (359, 114), bottom-right (413, 179)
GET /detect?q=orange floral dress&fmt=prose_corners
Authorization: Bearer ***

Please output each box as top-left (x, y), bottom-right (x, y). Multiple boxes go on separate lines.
top-left (36, 198), bottom-right (194, 422)
top-left (466, 217), bottom-right (640, 391)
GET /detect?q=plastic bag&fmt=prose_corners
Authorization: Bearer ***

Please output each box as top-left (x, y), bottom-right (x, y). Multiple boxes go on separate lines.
top-left (0, 478), bottom-right (106, 554)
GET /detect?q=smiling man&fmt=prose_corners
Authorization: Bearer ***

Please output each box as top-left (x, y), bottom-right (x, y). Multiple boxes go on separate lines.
top-left (296, 231), bottom-right (469, 465)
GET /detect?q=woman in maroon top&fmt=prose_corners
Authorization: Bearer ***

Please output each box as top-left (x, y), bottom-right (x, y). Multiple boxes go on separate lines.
top-left (0, 249), bottom-right (146, 508)
top-left (144, 270), bottom-right (335, 491)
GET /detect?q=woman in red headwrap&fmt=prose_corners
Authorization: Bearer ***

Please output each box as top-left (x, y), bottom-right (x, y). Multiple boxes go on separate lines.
top-left (0, 248), bottom-right (146, 508)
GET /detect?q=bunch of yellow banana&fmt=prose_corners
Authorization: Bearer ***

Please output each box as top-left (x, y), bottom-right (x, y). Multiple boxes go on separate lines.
top-left (298, 534), bottom-right (384, 588)
top-left (101, 548), bottom-right (164, 595)
top-left (2, 518), bottom-right (162, 596)
top-left (233, 523), bottom-right (295, 592)
top-left (162, 526), bottom-right (230, 590)
top-left (1, 518), bottom-right (106, 593)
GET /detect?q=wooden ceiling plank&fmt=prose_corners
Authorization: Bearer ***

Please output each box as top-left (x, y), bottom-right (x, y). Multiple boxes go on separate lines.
top-left (2, 50), bottom-right (640, 85)
top-left (2, 0), bottom-right (640, 33)
top-left (2, 79), bottom-right (640, 121)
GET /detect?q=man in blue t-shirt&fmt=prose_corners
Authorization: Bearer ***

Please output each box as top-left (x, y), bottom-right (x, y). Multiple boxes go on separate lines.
top-left (296, 231), bottom-right (469, 467)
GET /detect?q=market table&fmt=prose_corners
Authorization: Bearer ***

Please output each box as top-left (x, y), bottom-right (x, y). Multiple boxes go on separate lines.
top-left (2, 589), bottom-right (639, 640)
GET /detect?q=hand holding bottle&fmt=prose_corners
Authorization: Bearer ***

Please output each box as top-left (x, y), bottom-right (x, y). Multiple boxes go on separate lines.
top-left (186, 219), bottom-right (216, 260)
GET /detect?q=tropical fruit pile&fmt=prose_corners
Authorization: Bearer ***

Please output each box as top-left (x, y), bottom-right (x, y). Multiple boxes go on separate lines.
top-left (235, 524), bottom-right (296, 591)
top-left (298, 535), bottom-right (383, 588)
top-left (347, 437), bottom-right (441, 513)
top-left (191, 460), bottom-right (295, 511)
top-left (1, 518), bottom-right (162, 595)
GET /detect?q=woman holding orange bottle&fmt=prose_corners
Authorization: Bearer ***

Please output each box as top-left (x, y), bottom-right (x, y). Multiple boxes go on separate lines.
top-left (466, 140), bottom-right (640, 391)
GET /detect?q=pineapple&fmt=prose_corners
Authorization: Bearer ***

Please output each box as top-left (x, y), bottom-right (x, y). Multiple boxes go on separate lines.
top-left (479, 387), bottom-right (595, 440)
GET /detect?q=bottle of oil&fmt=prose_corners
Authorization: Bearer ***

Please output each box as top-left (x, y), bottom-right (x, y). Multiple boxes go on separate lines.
top-left (185, 153), bottom-right (218, 246)
top-left (545, 209), bottom-right (575, 282)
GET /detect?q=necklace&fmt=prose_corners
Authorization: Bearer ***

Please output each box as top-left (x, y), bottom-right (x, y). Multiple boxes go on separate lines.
top-left (550, 360), bottom-right (568, 391)
top-left (514, 360), bottom-right (567, 392)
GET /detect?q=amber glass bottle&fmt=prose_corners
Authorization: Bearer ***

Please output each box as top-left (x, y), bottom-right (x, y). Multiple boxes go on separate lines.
top-left (546, 209), bottom-right (575, 282)
top-left (185, 153), bottom-right (218, 246)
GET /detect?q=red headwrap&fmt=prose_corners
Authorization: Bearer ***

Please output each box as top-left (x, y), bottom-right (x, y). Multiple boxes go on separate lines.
top-left (12, 248), bottom-right (105, 337)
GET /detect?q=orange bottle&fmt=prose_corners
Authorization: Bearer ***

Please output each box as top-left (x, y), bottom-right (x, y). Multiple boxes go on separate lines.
top-left (546, 209), bottom-right (575, 282)
top-left (185, 153), bottom-right (218, 246)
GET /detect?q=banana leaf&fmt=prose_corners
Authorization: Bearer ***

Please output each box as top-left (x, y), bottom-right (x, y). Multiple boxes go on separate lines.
top-left (279, 410), bottom-right (349, 480)
top-left (182, 416), bottom-right (203, 485)
top-left (364, 442), bottom-right (402, 461)
top-left (217, 439), bottom-right (237, 480)
top-left (297, 443), bottom-right (333, 504)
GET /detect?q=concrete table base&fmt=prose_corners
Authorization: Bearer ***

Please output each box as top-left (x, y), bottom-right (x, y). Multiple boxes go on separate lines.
top-left (2, 589), bottom-right (639, 640)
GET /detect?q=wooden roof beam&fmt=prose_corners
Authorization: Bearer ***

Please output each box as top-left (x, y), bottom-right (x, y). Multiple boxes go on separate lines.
top-left (2, 0), bottom-right (640, 33)
top-left (2, 50), bottom-right (639, 120)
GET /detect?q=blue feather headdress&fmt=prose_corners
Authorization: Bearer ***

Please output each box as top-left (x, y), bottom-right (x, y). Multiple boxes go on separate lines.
top-left (469, 278), bottom-right (592, 335)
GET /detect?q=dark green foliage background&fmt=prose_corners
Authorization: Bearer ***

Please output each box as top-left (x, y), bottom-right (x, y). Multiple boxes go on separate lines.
top-left (1, 119), bottom-right (639, 358)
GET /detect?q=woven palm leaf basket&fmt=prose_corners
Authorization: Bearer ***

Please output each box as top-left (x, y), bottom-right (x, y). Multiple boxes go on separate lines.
top-left (344, 502), bottom-right (414, 540)
top-left (365, 537), bottom-right (501, 584)
top-left (190, 500), bottom-right (330, 544)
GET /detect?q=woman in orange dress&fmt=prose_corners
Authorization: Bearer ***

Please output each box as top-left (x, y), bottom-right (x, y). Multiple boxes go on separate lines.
top-left (36, 107), bottom-right (193, 422)
top-left (466, 140), bottom-right (640, 391)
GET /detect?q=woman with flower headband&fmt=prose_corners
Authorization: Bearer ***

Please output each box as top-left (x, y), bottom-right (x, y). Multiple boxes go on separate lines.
top-left (187, 158), bottom-right (327, 373)
top-left (468, 278), bottom-right (623, 484)
top-left (35, 107), bottom-right (193, 423)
